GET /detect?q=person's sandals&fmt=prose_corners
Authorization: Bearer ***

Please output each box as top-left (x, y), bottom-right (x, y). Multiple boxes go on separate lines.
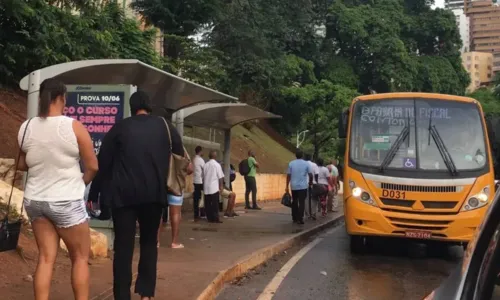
top-left (171, 243), bottom-right (184, 249)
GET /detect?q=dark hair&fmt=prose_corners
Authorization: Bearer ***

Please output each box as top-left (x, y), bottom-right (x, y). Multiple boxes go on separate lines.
top-left (316, 157), bottom-right (324, 167)
top-left (295, 149), bottom-right (304, 159)
top-left (304, 153), bottom-right (311, 161)
top-left (209, 150), bottom-right (218, 159)
top-left (39, 79), bottom-right (67, 117)
top-left (130, 91), bottom-right (152, 115)
top-left (195, 146), bottom-right (203, 154)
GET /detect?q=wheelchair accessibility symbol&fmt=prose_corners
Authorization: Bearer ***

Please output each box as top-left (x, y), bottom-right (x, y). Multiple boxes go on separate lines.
top-left (403, 157), bottom-right (416, 169)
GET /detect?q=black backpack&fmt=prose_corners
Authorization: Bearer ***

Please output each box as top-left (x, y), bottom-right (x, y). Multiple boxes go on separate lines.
top-left (230, 164), bottom-right (236, 182)
top-left (239, 159), bottom-right (250, 176)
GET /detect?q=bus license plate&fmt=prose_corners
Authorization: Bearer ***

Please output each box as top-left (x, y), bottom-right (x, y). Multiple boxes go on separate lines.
top-left (405, 231), bottom-right (432, 239)
top-left (381, 189), bottom-right (406, 199)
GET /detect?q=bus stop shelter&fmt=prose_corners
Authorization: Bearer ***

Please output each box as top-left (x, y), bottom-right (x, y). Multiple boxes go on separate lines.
top-left (180, 103), bottom-right (281, 187)
top-left (19, 59), bottom-right (238, 117)
top-left (19, 59), bottom-right (281, 188)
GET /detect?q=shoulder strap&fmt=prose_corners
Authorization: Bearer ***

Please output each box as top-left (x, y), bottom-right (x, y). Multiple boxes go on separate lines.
top-left (161, 117), bottom-right (173, 151)
top-left (6, 118), bottom-right (33, 221)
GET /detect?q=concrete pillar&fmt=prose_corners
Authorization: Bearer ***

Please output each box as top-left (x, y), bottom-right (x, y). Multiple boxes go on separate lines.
top-left (223, 129), bottom-right (231, 189)
top-left (174, 109), bottom-right (184, 137)
top-left (27, 71), bottom-right (41, 118)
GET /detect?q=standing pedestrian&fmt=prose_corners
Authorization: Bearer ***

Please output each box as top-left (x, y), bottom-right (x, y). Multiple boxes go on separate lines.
top-left (97, 91), bottom-right (185, 300)
top-left (304, 153), bottom-right (319, 217)
top-left (203, 150), bottom-right (224, 223)
top-left (193, 146), bottom-right (205, 220)
top-left (316, 158), bottom-right (331, 217)
top-left (327, 159), bottom-right (339, 212)
top-left (285, 150), bottom-right (313, 224)
top-left (17, 78), bottom-right (98, 300)
top-left (244, 150), bottom-right (261, 210)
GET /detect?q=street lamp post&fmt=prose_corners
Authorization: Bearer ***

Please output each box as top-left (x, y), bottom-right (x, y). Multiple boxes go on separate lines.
top-left (296, 130), bottom-right (309, 148)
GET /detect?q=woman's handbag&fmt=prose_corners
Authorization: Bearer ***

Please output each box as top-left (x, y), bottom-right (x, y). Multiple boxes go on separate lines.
top-left (0, 118), bottom-right (32, 252)
top-left (162, 118), bottom-right (191, 196)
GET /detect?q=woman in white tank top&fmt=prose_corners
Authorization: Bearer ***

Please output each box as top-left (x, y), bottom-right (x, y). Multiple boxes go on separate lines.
top-left (17, 79), bottom-right (98, 300)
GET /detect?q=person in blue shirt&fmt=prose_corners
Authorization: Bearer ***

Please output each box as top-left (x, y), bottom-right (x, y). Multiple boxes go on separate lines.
top-left (285, 149), bottom-right (313, 224)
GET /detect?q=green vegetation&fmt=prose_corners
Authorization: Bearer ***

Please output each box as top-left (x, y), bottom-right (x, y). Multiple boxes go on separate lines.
top-left (1, 0), bottom-right (469, 160)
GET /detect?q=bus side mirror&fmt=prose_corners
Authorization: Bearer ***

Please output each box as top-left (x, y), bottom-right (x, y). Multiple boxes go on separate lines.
top-left (338, 110), bottom-right (349, 139)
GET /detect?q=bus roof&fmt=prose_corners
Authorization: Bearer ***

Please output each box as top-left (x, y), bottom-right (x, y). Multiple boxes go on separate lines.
top-left (356, 93), bottom-right (476, 103)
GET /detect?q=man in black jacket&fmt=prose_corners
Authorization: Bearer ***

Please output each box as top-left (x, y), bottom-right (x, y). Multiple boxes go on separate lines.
top-left (97, 91), bottom-right (184, 300)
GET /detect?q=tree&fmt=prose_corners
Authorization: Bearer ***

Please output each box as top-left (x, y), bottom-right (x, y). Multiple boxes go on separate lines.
top-left (279, 80), bottom-right (359, 158)
top-left (468, 88), bottom-right (500, 115)
top-left (130, 0), bottom-right (221, 60)
top-left (0, 0), bottom-right (162, 88)
top-left (493, 73), bottom-right (500, 99)
top-left (323, 0), bottom-right (468, 94)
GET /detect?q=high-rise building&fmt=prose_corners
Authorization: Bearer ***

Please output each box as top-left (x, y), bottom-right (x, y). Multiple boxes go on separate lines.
top-left (445, 0), bottom-right (465, 10)
top-left (452, 9), bottom-right (470, 52)
top-left (462, 51), bottom-right (493, 92)
top-left (443, 2), bottom-right (470, 53)
top-left (465, 0), bottom-right (500, 73)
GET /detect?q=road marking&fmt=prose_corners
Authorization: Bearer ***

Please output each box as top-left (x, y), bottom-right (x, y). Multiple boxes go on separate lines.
top-left (256, 235), bottom-right (325, 300)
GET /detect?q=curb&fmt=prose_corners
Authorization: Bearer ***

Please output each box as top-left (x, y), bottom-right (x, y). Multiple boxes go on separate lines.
top-left (196, 214), bottom-right (345, 300)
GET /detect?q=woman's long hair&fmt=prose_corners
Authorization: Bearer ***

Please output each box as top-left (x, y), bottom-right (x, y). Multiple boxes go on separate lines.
top-left (39, 79), bottom-right (66, 117)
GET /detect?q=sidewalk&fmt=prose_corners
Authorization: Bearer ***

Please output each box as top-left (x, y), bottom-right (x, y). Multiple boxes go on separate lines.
top-left (9, 201), bottom-right (343, 300)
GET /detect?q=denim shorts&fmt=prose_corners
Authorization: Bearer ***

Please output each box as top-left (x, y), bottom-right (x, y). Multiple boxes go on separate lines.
top-left (24, 198), bottom-right (89, 228)
top-left (167, 194), bottom-right (184, 206)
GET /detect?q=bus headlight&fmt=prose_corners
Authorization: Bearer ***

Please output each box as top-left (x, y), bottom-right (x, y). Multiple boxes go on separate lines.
top-left (350, 181), bottom-right (377, 207)
top-left (352, 187), bottom-right (362, 197)
top-left (462, 186), bottom-right (490, 211)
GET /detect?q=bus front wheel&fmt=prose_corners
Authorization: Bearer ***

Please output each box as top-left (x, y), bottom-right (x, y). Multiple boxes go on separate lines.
top-left (350, 235), bottom-right (368, 254)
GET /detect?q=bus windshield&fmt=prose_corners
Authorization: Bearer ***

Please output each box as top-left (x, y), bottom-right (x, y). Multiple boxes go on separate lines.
top-left (349, 98), bottom-right (487, 172)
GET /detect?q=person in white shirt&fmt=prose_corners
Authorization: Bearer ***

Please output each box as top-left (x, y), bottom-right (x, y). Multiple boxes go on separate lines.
top-left (202, 150), bottom-right (224, 223)
top-left (17, 79), bottom-right (98, 300)
top-left (317, 158), bottom-right (332, 216)
top-left (327, 159), bottom-right (339, 212)
top-left (305, 153), bottom-right (319, 218)
top-left (193, 146), bottom-right (206, 220)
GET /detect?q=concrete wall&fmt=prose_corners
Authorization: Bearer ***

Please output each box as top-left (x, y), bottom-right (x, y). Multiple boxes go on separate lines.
top-left (182, 171), bottom-right (345, 211)
top-left (182, 173), bottom-right (287, 210)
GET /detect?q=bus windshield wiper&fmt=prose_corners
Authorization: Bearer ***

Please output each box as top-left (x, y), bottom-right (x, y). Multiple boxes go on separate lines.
top-left (380, 125), bottom-right (410, 171)
top-left (428, 115), bottom-right (457, 176)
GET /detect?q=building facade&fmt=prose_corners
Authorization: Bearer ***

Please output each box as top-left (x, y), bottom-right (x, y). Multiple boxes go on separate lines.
top-left (462, 51), bottom-right (494, 92)
top-left (465, 0), bottom-right (500, 73)
top-left (445, 0), bottom-right (465, 10)
top-left (452, 9), bottom-right (470, 52)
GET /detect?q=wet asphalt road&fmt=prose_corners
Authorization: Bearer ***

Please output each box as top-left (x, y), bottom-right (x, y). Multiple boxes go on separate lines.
top-left (218, 225), bottom-right (462, 300)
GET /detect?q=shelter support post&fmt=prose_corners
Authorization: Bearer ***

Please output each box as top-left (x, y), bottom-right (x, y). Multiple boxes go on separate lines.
top-left (223, 129), bottom-right (231, 190)
top-left (27, 71), bottom-right (41, 118)
top-left (174, 109), bottom-right (184, 137)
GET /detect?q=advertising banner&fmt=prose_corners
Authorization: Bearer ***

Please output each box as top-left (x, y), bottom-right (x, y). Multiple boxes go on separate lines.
top-left (64, 88), bottom-right (126, 154)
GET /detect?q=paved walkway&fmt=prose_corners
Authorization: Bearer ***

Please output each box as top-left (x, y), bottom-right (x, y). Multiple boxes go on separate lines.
top-left (14, 200), bottom-right (343, 300)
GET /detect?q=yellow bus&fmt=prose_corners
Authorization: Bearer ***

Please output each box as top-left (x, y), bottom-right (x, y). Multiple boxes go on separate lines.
top-left (338, 93), bottom-right (495, 253)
